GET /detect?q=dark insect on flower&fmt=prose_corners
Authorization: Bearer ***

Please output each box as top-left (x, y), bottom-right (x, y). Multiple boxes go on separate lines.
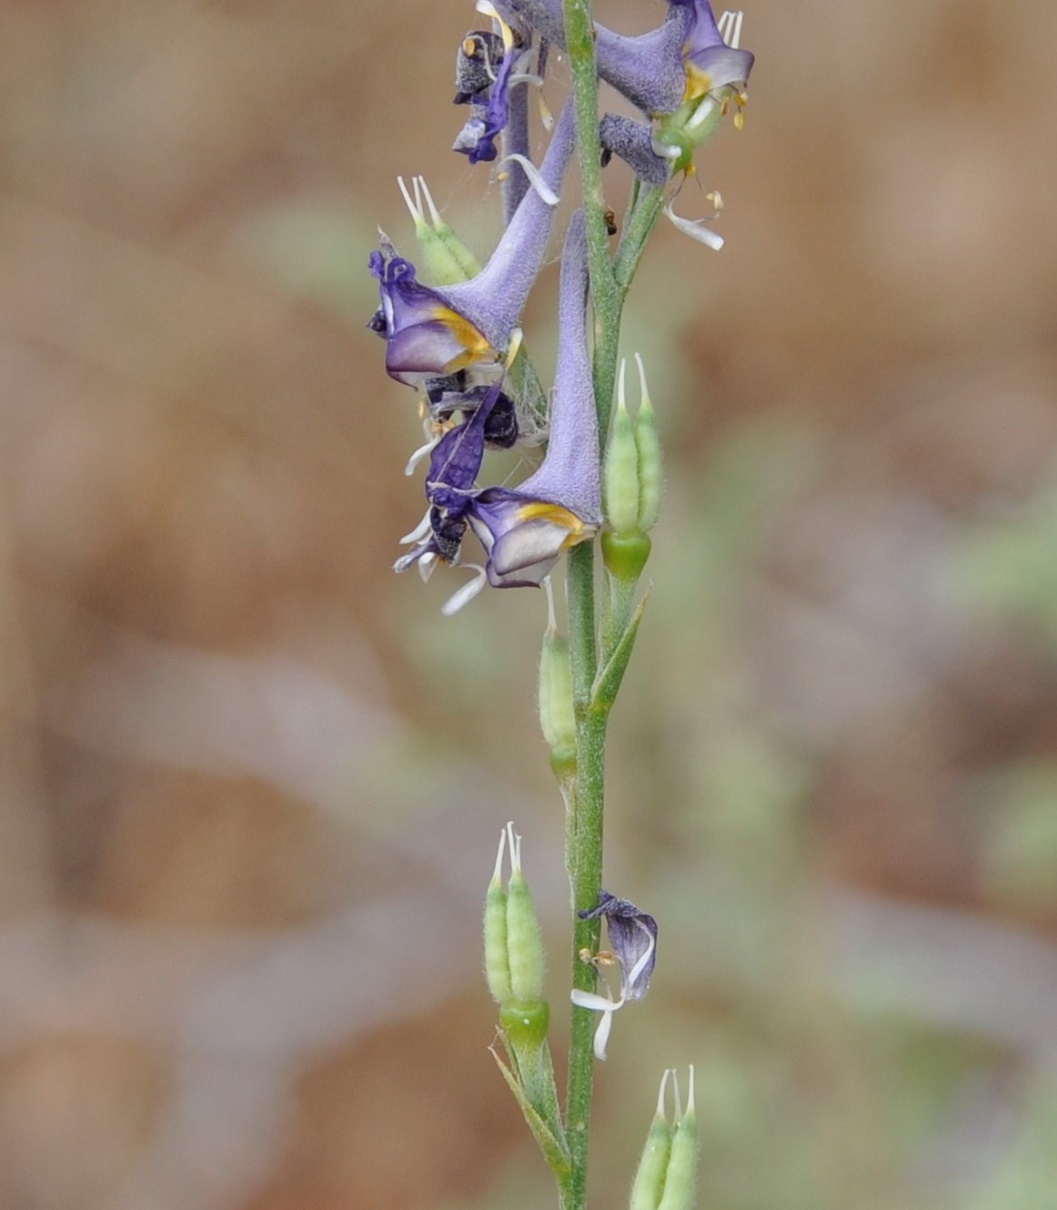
top-left (604, 208), bottom-right (617, 237)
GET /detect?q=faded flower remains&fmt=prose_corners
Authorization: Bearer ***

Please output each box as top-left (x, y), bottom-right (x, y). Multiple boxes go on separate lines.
top-left (366, 3), bottom-right (754, 1207)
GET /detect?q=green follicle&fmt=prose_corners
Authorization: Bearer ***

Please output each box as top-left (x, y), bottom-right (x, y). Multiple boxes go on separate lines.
top-left (500, 998), bottom-right (551, 1050)
top-left (633, 353), bottom-right (663, 531)
top-left (484, 831), bottom-right (514, 1005)
top-left (549, 745), bottom-right (577, 781)
top-left (539, 578), bottom-right (577, 766)
top-left (505, 828), bottom-right (548, 1005)
top-left (603, 378), bottom-right (640, 535)
top-left (656, 1068), bottom-right (699, 1210)
top-left (601, 529), bottom-right (652, 582)
top-left (630, 1070), bottom-right (675, 1210)
top-left (399, 175), bottom-right (481, 285)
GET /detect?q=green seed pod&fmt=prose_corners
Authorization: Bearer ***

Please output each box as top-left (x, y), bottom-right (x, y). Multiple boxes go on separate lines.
top-left (483, 830), bottom-right (513, 1004)
top-left (633, 356), bottom-right (663, 532)
top-left (506, 856), bottom-right (547, 1005)
top-left (433, 220), bottom-right (482, 281)
top-left (539, 621), bottom-right (576, 762)
top-left (656, 1069), bottom-right (699, 1210)
top-left (601, 529), bottom-right (652, 582)
top-left (604, 365), bottom-right (641, 536)
top-left (629, 1071), bottom-right (675, 1210)
top-left (399, 176), bottom-right (480, 286)
top-left (499, 999), bottom-right (551, 1051)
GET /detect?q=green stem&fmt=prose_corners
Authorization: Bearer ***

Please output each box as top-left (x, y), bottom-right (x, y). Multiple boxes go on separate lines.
top-left (559, 6), bottom-right (608, 1207)
top-left (614, 185), bottom-right (666, 294)
top-left (558, 8), bottom-right (668, 1210)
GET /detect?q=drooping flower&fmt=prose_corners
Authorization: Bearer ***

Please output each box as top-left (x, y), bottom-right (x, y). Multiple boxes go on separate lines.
top-left (369, 100), bottom-right (574, 387)
top-left (395, 210), bottom-right (600, 610)
top-left (464, 208), bottom-right (600, 589)
top-left (395, 379), bottom-right (501, 571)
top-left (570, 890), bottom-right (658, 1061)
top-left (496, 0), bottom-right (753, 121)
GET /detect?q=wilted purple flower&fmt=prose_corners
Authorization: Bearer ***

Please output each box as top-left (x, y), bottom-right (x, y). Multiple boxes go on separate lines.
top-left (452, 24), bottom-right (523, 165)
top-left (369, 101), bottom-right (574, 387)
top-left (570, 890), bottom-right (658, 1061)
top-left (395, 380), bottom-right (501, 572)
top-left (580, 891), bottom-right (658, 1001)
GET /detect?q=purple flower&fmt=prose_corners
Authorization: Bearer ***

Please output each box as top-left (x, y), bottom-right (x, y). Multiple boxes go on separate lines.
top-left (369, 101), bottom-right (574, 387)
top-left (395, 211), bottom-right (600, 611)
top-left (570, 890), bottom-right (659, 1061)
top-left (496, 0), bottom-right (753, 118)
top-left (465, 208), bottom-right (600, 589)
top-left (579, 891), bottom-right (658, 1001)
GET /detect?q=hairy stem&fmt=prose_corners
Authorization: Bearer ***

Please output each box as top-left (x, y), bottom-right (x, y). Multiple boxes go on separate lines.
top-left (558, 7), bottom-right (667, 1209)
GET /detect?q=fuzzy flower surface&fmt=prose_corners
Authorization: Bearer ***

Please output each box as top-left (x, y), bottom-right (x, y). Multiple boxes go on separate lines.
top-left (495, 0), bottom-right (752, 119)
top-left (465, 207), bottom-right (600, 588)
top-left (395, 209), bottom-right (599, 605)
top-left (369, 101), bottom-right (574, 386)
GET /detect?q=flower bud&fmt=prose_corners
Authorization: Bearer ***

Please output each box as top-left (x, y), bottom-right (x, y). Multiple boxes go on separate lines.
top-left (484, 824), bottom-right (550, 1050)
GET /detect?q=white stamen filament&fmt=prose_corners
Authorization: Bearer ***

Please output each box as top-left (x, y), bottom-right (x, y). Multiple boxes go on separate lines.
top-left (617, 357), bottom-right (627, 413)
top-left (665, 199), bottom-right (724, 252)
top-left (494, 154), bottom-right (560, 206)
top-left (475, 0), bottom-right (514, 51)
top-left (404, 433), bottom-right (441, 476)
top-left (399, 508), bottom-right (432, 545)
top-left (441, 563), bottom-right (488, 615)
top-left (505, 327), bottom-right (524, 368)
top-left (684, 94), bottom-right (719, 137)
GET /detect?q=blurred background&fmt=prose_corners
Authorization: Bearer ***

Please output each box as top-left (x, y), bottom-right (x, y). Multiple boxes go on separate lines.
top-left (3, 0), bottom-right (1057, 1207)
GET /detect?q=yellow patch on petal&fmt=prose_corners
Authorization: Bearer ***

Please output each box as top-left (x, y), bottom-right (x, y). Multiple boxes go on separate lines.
top-left (514, 502), bottom-right (596, 549)
top-left (431, 303), bottom-right (499, 373)
top-left (682, 61), bottom-right (713, 105)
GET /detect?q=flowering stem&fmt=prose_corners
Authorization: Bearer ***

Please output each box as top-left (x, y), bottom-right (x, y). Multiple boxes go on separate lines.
top-left (558, 2), bottom-right (671, 1206)
top-left (558, 3), bottom-right (607, 1208)
top-left (614, 185), bottom-right (666, 292)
